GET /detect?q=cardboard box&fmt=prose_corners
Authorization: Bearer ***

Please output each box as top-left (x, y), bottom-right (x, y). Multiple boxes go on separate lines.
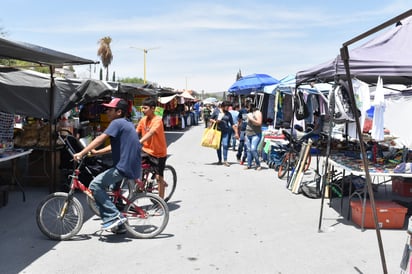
top-left (392, 177), bottom-right (412, 197)
top-left (350, 200), bottom-right (407, 229)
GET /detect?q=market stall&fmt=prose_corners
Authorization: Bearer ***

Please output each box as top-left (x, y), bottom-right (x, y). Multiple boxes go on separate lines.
top-left (295, 10), bottom-right (412, 273)
top-left (0, 37), bottom-right (97, 192)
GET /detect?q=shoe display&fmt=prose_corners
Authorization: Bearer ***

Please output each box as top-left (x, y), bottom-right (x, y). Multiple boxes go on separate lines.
top-left (101, 215), bottom-right (127, 230)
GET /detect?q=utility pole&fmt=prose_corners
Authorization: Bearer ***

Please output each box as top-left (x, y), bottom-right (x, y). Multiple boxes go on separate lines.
top-left (130, 46), bottom-right (160, 84)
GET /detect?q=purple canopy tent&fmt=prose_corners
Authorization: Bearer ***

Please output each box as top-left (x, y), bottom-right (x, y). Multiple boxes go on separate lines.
top-left (296, 14), bottom-right (412, 86)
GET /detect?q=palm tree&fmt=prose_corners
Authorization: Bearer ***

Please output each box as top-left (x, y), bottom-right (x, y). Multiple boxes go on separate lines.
top-left (97, 36), bottom-right (113, 81)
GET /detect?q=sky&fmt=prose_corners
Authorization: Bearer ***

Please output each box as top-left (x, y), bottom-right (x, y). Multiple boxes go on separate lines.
top-left (0, 0), bottom-right (411, 93)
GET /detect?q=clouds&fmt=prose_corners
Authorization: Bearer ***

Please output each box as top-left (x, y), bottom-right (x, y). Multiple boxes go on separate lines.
top-left (1, 0), bottom-right (411, 92)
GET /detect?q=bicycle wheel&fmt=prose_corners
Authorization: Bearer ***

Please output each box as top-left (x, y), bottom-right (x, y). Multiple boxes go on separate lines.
top-left (36, 192), bottom-right (84, 240)
top-left (124, 192), bottom-right (169, 239)
top-left (142, 165), bottom-right (177, 202)
top-left (86, 179), bottom-right (132, 217)
top-left (277, 154), bottom-right (291, 179)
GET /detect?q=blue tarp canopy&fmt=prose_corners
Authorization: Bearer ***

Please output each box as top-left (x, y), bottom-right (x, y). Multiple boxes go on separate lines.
top-left (264, 74), bottom-right (332, 95)
top-left (228, 73), bottom-right (279, 95)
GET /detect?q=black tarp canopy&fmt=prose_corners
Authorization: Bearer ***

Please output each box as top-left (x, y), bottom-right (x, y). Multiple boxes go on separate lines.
top-left (0, 67), bottom-right (115, 119)
top-left (296, 15), bottom-right (412, 86)
top-left (0, 37), bottom-right (99, 192)
top-left (0, 37), bottom-right (95, 66)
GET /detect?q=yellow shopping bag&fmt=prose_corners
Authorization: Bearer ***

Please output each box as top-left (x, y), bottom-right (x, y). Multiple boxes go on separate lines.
top-left (201, 122), bottom-right (221, 149)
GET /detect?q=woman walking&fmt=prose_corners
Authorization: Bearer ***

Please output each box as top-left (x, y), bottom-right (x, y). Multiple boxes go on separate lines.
top-left (210, 101), bottom-right (238, 167)
top-left (244, 102), bottom-right (263, 170)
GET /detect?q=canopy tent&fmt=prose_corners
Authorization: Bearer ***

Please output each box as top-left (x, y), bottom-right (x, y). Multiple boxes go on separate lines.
top-left (0, 37), bottom-right (98, 192)
top-left (107, 82), bottom-right (158, 97)
top-left (0, 37), bottom-right (95, 66)
top-left (265, 74), bottom-right (332, 95)
top-left (296, 15), bottom-right (412, 86)
top-left (0, 67), bottom-right (115, 120)
top-left (228, 73), bottom-right (279, 95)
top-left (179, 90), bottom-right (195, 100)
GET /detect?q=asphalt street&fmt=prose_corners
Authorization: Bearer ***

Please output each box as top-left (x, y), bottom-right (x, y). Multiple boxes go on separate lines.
top-left (0, 122), bottom-right (409, 274)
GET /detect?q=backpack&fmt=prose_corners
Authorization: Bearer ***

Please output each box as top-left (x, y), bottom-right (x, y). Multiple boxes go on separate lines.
top-left (300, 174), bottom-right (321, 199)
top-left (294, 92), bottom-right (309, 120)
top-left (332, 80), bottom-right (361, 124)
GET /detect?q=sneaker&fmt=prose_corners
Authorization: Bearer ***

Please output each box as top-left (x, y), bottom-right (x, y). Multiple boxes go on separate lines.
top-left (223, 161), bottom-right (230, 167)
top-left (101, 215), bottom-right (127, 230)
top-left (256, 166), bottom-right (262, 171)
top-left (240, 161), bottom-right (244, 165)
top-left (244, 166), bottom-right (251, 170)
top-left (216, 161), bottom-right (223, 165)
top-left (111, 224), bottom-right (127, 234)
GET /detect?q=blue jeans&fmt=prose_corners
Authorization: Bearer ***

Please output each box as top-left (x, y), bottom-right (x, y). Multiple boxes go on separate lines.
top-left (216, 131), bottom-right (229, 163)
top-left (89, 167), bottom-right (124, 223)
top-left (236, 131), bottom-right (247, 161)
top-left (245, 133), bottom-right (262, 168)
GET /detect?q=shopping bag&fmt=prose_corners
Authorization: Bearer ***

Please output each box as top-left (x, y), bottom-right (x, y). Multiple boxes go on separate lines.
top-left (201, 122), bottom-right (221, 149)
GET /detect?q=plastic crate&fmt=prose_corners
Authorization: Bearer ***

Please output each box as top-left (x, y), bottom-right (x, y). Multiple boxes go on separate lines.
top-left (350, 200), bottom-right (407, 229)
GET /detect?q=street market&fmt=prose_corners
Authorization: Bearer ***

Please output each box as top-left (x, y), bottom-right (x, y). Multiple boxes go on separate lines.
top-left (2, 7), bottom-right (412, 274)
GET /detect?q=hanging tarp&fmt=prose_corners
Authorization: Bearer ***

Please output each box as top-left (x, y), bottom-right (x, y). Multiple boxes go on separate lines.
top-left (0, 37), bottom-right (95, 66)
top-left (158, 94), bottom-right (177, 104)
top-left (0, 67), bottom-right (115, 119)
top-left (179, 90), bottom-right (195, 100)
top-left (296, 15), bottom-right (412, 86)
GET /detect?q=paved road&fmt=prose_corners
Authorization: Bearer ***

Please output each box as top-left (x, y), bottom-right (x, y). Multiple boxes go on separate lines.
top-left (0, 123), bottom-right (408, 273)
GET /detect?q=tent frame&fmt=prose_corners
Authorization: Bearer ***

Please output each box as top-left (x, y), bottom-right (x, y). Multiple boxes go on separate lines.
top-left (0, 37), bottom-right (97, 193)
top-left (317, 9), bottom-right (412, 274)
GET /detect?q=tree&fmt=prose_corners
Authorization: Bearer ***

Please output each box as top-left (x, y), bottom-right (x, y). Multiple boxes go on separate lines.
top-left (236, 69), bottom-right (242, 81)
top-left (97, 36), bottom-right (113, 81)
top-left (119, 77), bottom-right (145, 84)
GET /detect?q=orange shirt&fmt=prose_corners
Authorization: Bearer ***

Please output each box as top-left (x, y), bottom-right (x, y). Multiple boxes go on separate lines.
top-left (136, 115), bottom-right (167, 157)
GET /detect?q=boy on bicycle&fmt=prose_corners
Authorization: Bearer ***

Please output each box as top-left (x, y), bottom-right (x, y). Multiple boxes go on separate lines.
top-left (73, 98), bottom-right (141, 231)
top-left (136, 97), bottom-right (168, 199)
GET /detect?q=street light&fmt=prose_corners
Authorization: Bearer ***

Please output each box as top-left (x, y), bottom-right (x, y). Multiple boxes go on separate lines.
top-left (130, 46), bottom-right (160, 84)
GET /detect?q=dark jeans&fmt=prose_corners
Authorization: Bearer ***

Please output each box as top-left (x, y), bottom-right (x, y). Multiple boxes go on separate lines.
top-left (236, 131), bottom-right (247, 161)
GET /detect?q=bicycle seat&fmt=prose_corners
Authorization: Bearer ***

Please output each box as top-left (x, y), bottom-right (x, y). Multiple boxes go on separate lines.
top-left (141, 152), bottom-right (159, 166)
top-left (282, 128), bottom-right (314, 143)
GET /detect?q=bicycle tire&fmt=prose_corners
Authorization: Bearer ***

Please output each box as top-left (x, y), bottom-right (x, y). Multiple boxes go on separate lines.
top-left (139, 165), bottom-right (177, 202)
top-left (277, 154), bottom-right (291, 179)
top-left (123, 192), bottom-right (169, 239)
top-left (36, 192), bottom-right (84, 241)
top-left (86, 179), bottom-right (132, 217)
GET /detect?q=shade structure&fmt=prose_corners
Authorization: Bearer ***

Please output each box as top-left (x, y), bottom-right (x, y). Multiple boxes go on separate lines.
top-left (0, 37), bottom-right (96, 66)
top-left (203, 97), bottom-right (218, 104)
top-left (228, 73), bottom-right (279, 95)
top-left (0, 67), bottom-right (115, 120)
top-left (296, 15), bottom-right (412, 86)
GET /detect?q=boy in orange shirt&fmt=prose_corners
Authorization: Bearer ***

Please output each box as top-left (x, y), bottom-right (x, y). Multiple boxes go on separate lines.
top-left (136, 97), bottom-right (168, 198)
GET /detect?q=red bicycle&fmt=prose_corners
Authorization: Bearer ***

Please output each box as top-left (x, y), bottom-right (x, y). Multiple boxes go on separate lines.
top-left (36, 133), bottom-right (169, 241)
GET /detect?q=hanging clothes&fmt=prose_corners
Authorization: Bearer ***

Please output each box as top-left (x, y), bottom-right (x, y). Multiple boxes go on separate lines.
top-left (371, 76), bottom-right (385, 141)
top-left (348, 78), bottom-right (371, 139)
